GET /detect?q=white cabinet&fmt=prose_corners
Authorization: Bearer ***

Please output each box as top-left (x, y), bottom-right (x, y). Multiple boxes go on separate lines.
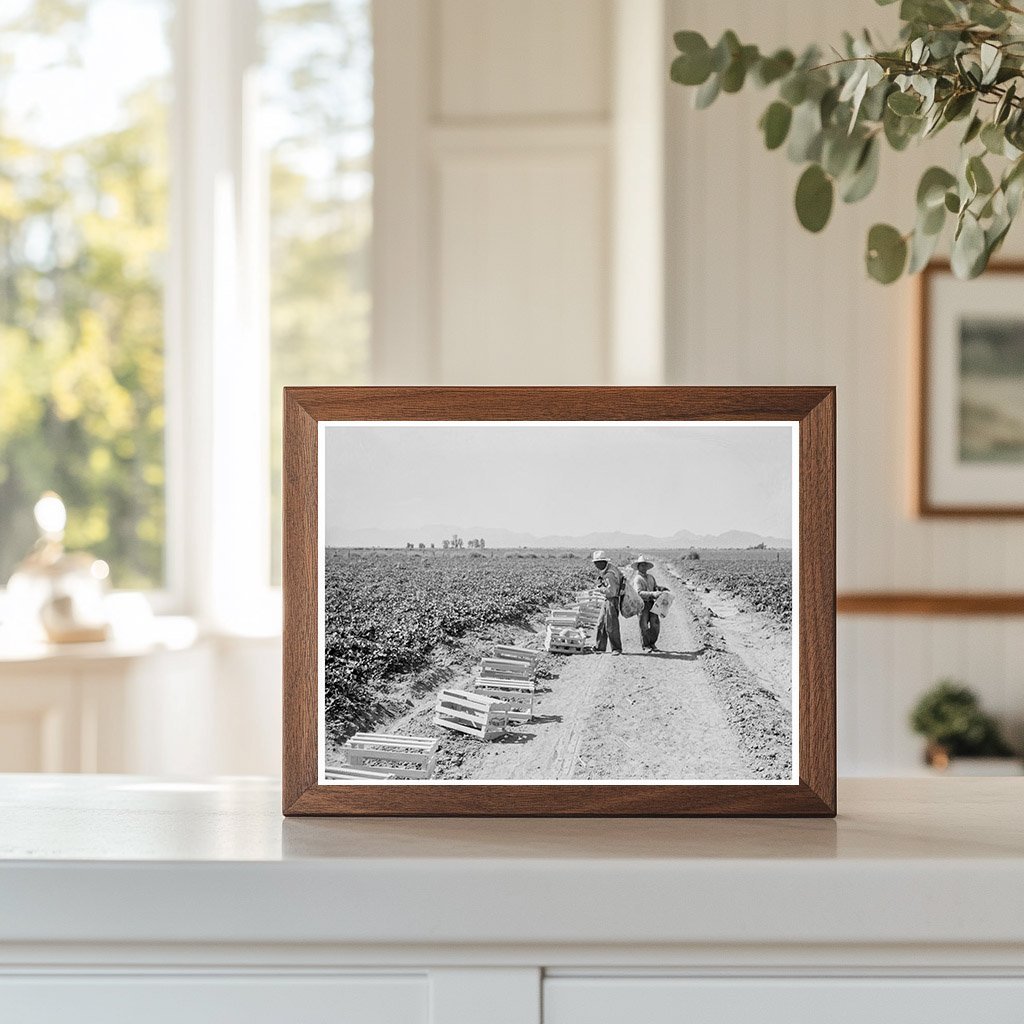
top-left (1, 974), bottom-right (428, 1024)
top-left (0, 642), bottom-right (211, 773)
top-left (544, 977), bottom-right (1024, 1024)
top-left (0, 627), bottom-right (282, 776)
top-left (2, 778), bottom-right (1023, 1024)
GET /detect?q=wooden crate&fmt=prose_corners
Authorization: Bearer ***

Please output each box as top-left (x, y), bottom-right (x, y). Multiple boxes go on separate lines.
top-left (546, 611), bottom-right (580, 628)
top-left (434, 689), bottom-right (509, 741)
top-left (479, 656), bottom-right (534, 680)
top-left (472, 680), bottom-right (535, 722)
top-left (490, 644), bottom-right (543, 666)
top-left (340, 733), bottom-right (439, 780)
top-left (547, 641), bottom-right (592, 655)
top-left (473, 674), bottom-right (536, 694)
top-left (545, 625), bottom-right (592, 654)
top-left (324, 766), bottom-right (396, 781)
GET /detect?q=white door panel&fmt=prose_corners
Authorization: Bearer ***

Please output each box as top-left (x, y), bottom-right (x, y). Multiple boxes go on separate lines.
top-left (544, 977), bottom-right (1024, 1024)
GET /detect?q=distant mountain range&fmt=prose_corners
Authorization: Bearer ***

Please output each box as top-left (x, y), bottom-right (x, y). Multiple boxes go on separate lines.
top-left (328, 524), bottom-right (791, 550)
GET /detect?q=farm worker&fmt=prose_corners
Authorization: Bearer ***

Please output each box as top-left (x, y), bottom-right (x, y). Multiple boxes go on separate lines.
top-left (592, 550), bottom-right (623, 656)
top-left (631, 555), bottom-right (667, 653)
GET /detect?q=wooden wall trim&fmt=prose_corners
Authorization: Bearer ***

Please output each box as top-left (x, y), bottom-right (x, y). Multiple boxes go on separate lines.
top-left (838, 592), bottom-right (1024, 616)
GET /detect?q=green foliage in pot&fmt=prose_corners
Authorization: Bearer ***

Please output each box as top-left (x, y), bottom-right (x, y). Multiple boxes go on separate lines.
top-left (670, 0), bottom-right (1024, 283)
top-left (909, 679), bottom-right (1015, 756)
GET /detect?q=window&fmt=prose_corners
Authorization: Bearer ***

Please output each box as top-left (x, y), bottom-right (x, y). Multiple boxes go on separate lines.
top-left (0, 0), bottom-right (373, 616)
top-left (262, 0), bottom-right (372, 582)
top-left (0, 0), bottom-right (172, 589)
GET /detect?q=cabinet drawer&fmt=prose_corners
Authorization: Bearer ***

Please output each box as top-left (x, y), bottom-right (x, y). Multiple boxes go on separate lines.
top-left (544, 977), bottom-right (1024, 1024)
top-left (0, 973), bottom-right (427, 1024)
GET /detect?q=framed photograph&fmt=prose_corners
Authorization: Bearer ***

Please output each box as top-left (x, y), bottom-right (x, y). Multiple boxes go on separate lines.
top-left (283, 387), bottom-right (835, 816)
top-left (917, 261), bottom-right (1024, 516)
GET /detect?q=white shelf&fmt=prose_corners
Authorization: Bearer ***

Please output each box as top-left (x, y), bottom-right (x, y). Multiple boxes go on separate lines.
top-left (1, 776), bottom-right (1022, 952)
top-left (2, 775), bottom-right (1022, 1020)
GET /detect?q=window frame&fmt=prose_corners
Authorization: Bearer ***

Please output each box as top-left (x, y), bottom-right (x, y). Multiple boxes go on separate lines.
top-left (166, 0), bottom-right (280, 633)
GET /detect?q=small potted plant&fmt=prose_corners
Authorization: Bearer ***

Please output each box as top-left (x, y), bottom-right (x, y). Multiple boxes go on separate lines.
top-left (909, 680), bottom-right (1019, 773)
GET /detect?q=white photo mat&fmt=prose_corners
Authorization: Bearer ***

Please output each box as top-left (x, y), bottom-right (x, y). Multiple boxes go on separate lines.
top-left (316, 420), bottom-right (800, 787)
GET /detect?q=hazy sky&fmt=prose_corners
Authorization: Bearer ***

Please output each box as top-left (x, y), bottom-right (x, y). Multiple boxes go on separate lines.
top-left (323, 422), bottom-right (795, 543)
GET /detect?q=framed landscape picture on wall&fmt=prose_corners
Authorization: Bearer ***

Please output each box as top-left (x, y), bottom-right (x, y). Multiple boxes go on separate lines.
top-left (918, 262), bottom-right (1024, 516)
top-left (282, 387), bottom-right (836, 817)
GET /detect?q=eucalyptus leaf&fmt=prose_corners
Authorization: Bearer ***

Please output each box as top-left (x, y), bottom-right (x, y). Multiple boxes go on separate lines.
top-left (710, 31), bottom-right (740, 73)
top-left (754, 49), bottom-right (795, 87)
top-left (917, 166), bottom-right (957, 210)
top-left (908, 221), bottom-right (943, 273)
top-left (927, 30), bottom-right (962, 60)
top-left (920, 200), bottom-right (946, 235)
top-left (820, 85), bottom-right (841, 126)
top-left (884, 106), bottom-right (922, 150)
top-left (914, 75), bottom-right (937, 111)
top-left (866, 223), bottom-right (908, 283)
top-left (787, 100), bottom-right (823, 162)
top-left (861, 79), bottom-right (892, 122)
top-left (888, 90), bottom-right (921, 115)
top-left (903, 0), bottom-right (958, 28)
top-left (967, 154), bottom-right (995, 195)
top-left (779, 73), bottom-right (807, 106)
top-left (980, 42), bottom-right (1002, 86)
top-left (951, 211), bottom-right (986, 278)
top-left (942, 91), bottom-right (974, 122)
top-left (721, 45), bottom-right (759, 93)
top-left (842, 137), bottom-right (880, 203)
top-left (962, 115), bottom-right (983, 145)
top-left (694, 73), bottom-right (721, 109)
top-left (1006, 173), bottom-right (1024, 218)
top-left (822, 128), bottom-right (864, 178)
top-left (987, 209), bottom-right (1013, 258)
top-left (970, 2), bottom-right (1009, 29)
top-left (981, 121), bottom-right (1006, 155)
top-left (671, 52), bottom-right (712, 87)
top-left (996, 82), bottom-right (1017, 124)
top-left (922, 107), bottom-right (943, 137)
top-left (795, 164), bottom-right (834, 232)
top-left (760, 102), bottom-right (792, 150)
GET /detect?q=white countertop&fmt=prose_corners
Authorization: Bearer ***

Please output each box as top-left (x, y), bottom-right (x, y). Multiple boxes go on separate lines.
top-left (2, 776), bottom-right (1023, 953)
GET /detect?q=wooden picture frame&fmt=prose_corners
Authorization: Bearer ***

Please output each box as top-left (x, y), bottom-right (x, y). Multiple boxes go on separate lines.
top-left (916, 260), bottom-right (1024, 517)
top-left (283, 387), bottom-right (836, 817)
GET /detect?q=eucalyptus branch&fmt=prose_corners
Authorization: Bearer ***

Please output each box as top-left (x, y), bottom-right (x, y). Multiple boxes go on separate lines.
top-left (670, 0), bottom-right (1024, 283)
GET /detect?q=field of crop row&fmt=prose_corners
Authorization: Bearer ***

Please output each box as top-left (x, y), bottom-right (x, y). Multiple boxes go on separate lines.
top-left (323, 548), bottom-right (595, 741)
top-left (676, 555), bottom-right (793, 622)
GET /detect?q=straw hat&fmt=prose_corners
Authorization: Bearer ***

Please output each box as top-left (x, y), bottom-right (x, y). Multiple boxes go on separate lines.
top-left (630, 554), bottom-right (654, 570)
top-left (591, 550), bottom-right (608, 563)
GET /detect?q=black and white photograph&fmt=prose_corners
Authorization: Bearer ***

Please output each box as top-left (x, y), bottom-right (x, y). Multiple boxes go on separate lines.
top-left (318, 420), bottom-right (798, 784)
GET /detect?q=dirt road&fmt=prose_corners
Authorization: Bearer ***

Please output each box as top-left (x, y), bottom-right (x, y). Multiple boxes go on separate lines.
top-left (381, 566), bottom-right (793, 782)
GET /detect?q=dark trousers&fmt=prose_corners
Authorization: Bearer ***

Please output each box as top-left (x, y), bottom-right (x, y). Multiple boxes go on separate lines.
top-left (639, 599), bottom-right (661, 649)
top-left (595, 598), bottom-right (622, 652)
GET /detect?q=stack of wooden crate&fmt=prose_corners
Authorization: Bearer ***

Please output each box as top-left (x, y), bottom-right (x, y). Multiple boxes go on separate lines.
top-left (544, 622), bottom-right (591, 654)
top-left (472, 646), bottom-right (541, 723)
top-left (575, 591), bottom-right (605, 633)
top-left (544, 592), bottom-right (605, 654)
